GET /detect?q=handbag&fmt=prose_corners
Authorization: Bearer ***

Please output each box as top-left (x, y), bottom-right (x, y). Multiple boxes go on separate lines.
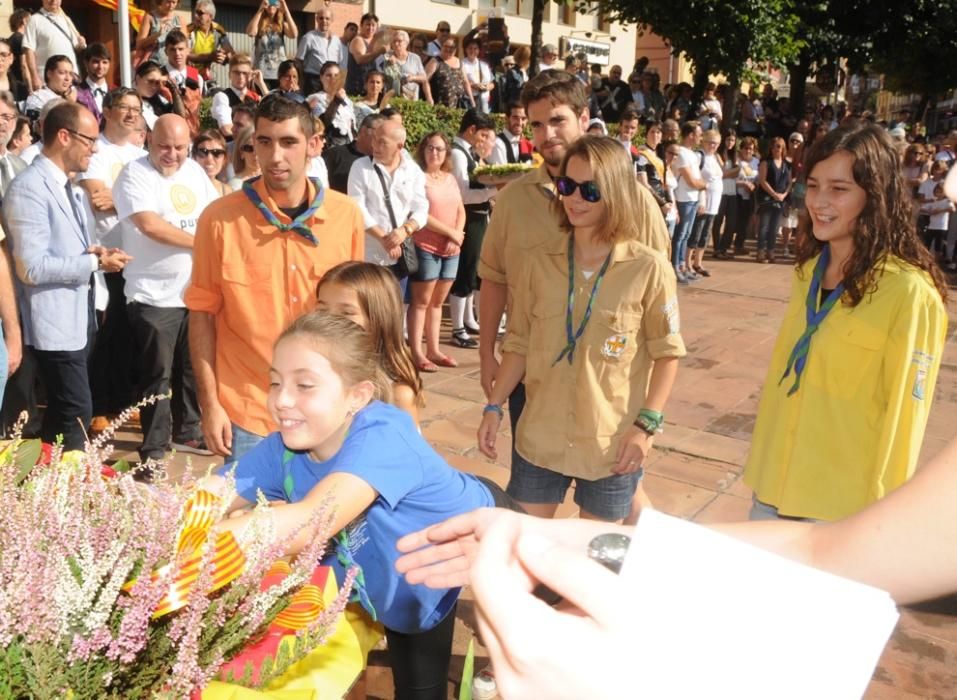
top-left (370, 158), bottom-right (419, 279)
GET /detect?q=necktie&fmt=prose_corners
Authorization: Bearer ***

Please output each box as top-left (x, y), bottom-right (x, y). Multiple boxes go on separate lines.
top-left (65, 181), bottom-right (87, 242)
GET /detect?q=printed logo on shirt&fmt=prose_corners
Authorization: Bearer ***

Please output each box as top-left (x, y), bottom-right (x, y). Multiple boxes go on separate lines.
top-left (601, 333), bottom-right (628, 359)
top-left (661, 297), bottom-right (680, 335)
top-left (170, 184), bottom-right (197, 215)
top-left (911, 350), bottom-right (934, 401)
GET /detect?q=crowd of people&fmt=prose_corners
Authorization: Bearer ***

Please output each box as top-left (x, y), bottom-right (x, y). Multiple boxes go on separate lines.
top-left (0, 1), bottom-right (954, 698)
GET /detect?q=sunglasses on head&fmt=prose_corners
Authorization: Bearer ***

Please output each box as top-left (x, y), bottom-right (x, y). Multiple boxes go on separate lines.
top-left (196, 146), bottom-right (226, 157)
top-left (556, 176), bottom-right (601, 202)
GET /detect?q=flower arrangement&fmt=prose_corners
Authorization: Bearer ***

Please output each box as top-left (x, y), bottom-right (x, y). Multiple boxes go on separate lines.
top-left (0, 412), bottom-right (354, 699)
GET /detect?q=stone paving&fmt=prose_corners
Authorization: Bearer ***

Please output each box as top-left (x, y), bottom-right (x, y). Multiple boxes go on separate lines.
top-left (110, 256), bottom-right (957, 699)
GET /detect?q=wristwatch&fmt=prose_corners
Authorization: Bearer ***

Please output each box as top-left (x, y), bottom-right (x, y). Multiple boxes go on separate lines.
top-left (402, 221), bottom-right (417, 235)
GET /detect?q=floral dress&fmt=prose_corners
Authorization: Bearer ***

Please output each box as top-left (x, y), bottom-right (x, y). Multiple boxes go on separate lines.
top-left (429, 57), bottom-right (467, 108)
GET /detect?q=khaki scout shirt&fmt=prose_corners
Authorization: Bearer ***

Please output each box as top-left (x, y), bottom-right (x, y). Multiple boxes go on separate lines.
top-left (502, 235), bottom-right (686, 480)
top-left (478, 164), bottom-right (670, 294)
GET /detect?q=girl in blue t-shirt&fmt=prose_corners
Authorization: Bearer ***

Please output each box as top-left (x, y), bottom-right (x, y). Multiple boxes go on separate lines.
top-left (209, 311), bottom-right (506, 700)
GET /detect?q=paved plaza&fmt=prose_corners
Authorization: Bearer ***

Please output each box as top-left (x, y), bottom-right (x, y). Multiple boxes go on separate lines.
top-left (115, 256), bottom-right (957, 699)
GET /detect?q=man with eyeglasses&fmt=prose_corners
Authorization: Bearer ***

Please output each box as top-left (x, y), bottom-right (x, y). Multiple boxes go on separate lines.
top-left (0, 92), bottom-right (26, 198)
top-left (5, 102), bottom-right (131, 450)
top-left (76, 88), bottom-right (148, 426)
top-left (296, 7), bottom-right (344, 97)
top-left (114, 114), bottom-right (219, 463)
top-left (210, 53), bottom-right (260, 139)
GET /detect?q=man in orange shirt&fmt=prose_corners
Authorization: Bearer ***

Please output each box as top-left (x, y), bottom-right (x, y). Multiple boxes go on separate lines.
top-left (186, 95), bottom-right (364, 460)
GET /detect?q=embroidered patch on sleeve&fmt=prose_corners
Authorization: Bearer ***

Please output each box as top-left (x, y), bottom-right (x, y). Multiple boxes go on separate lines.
top-left (661, 297), bottom-right (680, 335)
top-left (911, 350), bottom-right (934, 401)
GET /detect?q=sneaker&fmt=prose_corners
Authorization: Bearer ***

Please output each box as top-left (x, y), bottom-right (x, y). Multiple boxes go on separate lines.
top-left (472, 666), bottom-right (498, 700)
top-left (450, 329), bottom-right (479, 349)
top-left (171, 438), bottom-right (214, 456)
top-left (676, 270), bottom-right (690, 285)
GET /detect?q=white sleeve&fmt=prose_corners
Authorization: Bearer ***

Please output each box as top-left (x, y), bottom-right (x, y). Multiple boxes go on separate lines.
top-left (211, 91), bottom-right (232, 128)
top-left (347, 162), bottom-right (377, 230)
top-left (114, 163), bottom-right (159, 221)
top-left (487, 138), bottom-right (508, 165)
top-left (450, 148), bottom-right (495, 205)
top-left (295, 34), bottom-right (311, 61)
top-left (21, 17), bottom-right (37, 52)
top-left (408, 166), bottom-right (429, 230)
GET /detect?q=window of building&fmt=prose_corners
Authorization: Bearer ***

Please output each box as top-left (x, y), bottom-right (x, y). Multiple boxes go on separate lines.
top-left (559, 2), bottom-right (575, 25)
top-left (478, 0), bottom-right (539, 20)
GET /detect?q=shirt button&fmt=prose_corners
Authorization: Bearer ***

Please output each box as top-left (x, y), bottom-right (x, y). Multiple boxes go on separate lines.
top-left (290, 264), bottom-right (297, 271)
top-left (567, 442), bottom-right (573, 448)
top-left (291, 295), bottom-right (298, 303)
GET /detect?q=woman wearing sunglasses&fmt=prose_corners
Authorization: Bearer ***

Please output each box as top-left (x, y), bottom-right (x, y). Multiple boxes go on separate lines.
top-left (192, 129), bottom-right (232, 197)
top-left (227, 125), bottom-right (260, 190)
top-left (476, 135), bottom-right (685, 524)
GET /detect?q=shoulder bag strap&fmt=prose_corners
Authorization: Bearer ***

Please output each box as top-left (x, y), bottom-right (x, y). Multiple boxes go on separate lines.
top-left (370, 156), bottom-right (399, 230)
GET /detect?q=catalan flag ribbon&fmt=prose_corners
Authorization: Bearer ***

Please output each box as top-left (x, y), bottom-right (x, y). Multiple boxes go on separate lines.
top-left (89, 0), bottom-right (145, 31)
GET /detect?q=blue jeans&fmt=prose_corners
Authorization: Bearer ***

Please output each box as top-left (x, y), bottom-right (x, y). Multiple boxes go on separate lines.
top-left (757, 204), bottom-right (784, 252)
top-left (413, 248), bottom-right (460, 281)
top-left (229, 423), bottom-right (265, 463)
top-left (672, 200), bottom-right (698, 269)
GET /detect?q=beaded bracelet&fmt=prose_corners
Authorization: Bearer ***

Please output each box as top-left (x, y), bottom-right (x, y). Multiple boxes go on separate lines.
top-left (483, 403), bottom-right (504, 417)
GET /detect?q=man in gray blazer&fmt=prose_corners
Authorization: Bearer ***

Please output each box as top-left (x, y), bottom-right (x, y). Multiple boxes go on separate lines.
top-left (4, 102), bottom-right (130, 450)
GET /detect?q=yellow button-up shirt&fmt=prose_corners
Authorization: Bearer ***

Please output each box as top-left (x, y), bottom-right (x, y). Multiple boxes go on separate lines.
top-left (743, 254), bottom-right (947, 520)
top-left (502, 235), bottom-right (686, 480)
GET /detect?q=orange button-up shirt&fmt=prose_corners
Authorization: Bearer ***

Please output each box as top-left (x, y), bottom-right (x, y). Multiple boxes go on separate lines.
top-left (185, 177), bottom-right (364, 436)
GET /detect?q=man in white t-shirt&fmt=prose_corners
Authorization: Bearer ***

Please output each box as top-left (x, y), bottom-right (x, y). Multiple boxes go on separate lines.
top-left (76, 87), bottom-right (146, 420)
top-left (22, 0), bottom-right (85, 92)
top-left (113, 114), bottom-right (218, 463)
top-left (670, 120), bottom-right (706, 284)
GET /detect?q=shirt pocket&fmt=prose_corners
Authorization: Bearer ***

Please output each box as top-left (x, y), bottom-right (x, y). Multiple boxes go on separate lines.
top-left (591, 309), bottom-right (643, 387)
top-left (528, 293), bottom-right (567, 358)
top-left (221, 263), bottom-right (273, 306)
top-left (812, 316), bottom-right (886, 400)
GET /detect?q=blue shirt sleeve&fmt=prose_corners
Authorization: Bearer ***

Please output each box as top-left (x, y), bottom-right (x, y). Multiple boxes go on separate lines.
top-left (327, 404), bottom-right (426, 509)
top-left (217, 432), bottom-right (289, 503)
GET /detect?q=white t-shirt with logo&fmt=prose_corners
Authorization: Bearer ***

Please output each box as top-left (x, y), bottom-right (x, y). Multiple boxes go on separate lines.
top-left (673, 146), bottom-right (703, 202)
top-left (77, 135), bottom-right (145, 248)
top-left (114, 156), bottom-right (217, 307)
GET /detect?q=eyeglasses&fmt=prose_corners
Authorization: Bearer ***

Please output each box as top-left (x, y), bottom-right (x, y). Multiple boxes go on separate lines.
top-left (114, 104), bottom-right (142, 115)
top-left (196, 146), bottom-right (226, 158)
top-left (556, 176), bottom-right (601, 202)
top-left (0, 52), bottom-right (11, 59)
top-left (65, 128), bottom-right (97, 150)
top-left (0, 113), bottom-right (15, 123)
top-left (426, 145), bottom-right (446, 152)
top-left (240, 144), bottom-right (256, 153)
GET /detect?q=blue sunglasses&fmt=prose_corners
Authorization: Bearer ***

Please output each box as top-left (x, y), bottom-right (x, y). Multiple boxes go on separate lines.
top-left (555, 176), bottom-right (601, 202)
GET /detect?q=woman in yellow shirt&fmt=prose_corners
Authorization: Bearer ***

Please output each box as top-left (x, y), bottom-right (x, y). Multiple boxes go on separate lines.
top-left (744, 123), bottom-right (948, 522)
top-left (477, 136), bottom-right (685, 523)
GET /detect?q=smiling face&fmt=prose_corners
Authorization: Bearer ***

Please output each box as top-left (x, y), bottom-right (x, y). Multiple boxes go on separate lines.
top-left (506, 106), bottom-right (527, 136)
top-left (108, 94), bottom-right (142, 137)
top-left (804, 150), bottom-right (867, 250)
top-left (149, 115), bottom-right (190, 176)
top-left (86, 56), bottom-right (110, 82)
top-left (316, 281), bottom-right (368, 328)
top-left (527, 98), bottom-right (588, 171)
top-left (267, 336), bottom-right (356, 460)
top-left (561, 154), bottom-right (604, 232)
top-left (47, 59), bottom-right (74, 92)
top-left (618, 118), bottom-right (638, 143)
top-left (193, 138), bottom-right (227, 178)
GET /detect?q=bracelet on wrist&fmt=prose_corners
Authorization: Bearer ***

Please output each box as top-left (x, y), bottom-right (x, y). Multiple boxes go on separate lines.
top-left (483, 403), bottom-right (504, 417)
top-left (634, 408), bottom-right (664, 436)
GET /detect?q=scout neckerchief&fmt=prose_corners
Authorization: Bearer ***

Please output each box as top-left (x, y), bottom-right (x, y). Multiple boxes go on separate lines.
top-left (778, 245), bottom-right (845, 396)
top-left (279, 446), bottom-right (377, 620)
top-left (553, 235), bottom-right (613, 366)
top-left (242, 176), bottom-right (324, 245)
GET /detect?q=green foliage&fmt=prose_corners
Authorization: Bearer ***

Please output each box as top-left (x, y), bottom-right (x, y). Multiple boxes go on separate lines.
top-left (387, 98), bottom-right (506, 152)
top-left (199, 96), bottom-right (215, 132)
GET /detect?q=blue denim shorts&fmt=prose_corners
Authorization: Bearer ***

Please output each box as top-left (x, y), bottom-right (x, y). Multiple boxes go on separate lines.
top-left (413, 248), bottom-right (460, 282)
top-left (506, 448), bottom-right (643, 521)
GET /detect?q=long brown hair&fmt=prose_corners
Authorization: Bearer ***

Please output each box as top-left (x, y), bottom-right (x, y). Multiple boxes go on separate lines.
top-left (795, 123), bottom-right (947, 305)
top-left (414, 130), bottom-right (452, 173)
top-left (317, 262), bottom-right (424, 404)
top-left (554, 135), bottom-right (657, 249)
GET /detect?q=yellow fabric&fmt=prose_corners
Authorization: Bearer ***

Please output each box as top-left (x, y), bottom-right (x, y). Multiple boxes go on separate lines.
top-left (88, 0), bottom-right (144, 30)
top-left (743, 254), bottom-right (948, 521)
top-left (203, 569), bottom-right (383, 700)
top-left (502, 236), bottom-right (685, 480)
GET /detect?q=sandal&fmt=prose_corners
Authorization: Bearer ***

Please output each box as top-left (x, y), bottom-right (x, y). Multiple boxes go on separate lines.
top-left (416, 359), bottom-right (439, 373)
top-left (693, 266), bottom-right (711, 277)
top-left (428, 354), bottom-right (458, 368)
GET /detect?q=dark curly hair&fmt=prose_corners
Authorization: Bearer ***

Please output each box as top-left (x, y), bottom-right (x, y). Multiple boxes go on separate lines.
top-left (795, 123), bottom-right (947, 305)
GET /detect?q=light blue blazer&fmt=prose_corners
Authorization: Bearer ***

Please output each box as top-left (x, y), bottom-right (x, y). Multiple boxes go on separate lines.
top-left (4, 155), bottom-right (95, 351)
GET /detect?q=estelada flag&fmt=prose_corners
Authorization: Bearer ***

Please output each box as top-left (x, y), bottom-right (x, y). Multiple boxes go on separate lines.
top-left (89, 0), bottom-right (146, 31)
